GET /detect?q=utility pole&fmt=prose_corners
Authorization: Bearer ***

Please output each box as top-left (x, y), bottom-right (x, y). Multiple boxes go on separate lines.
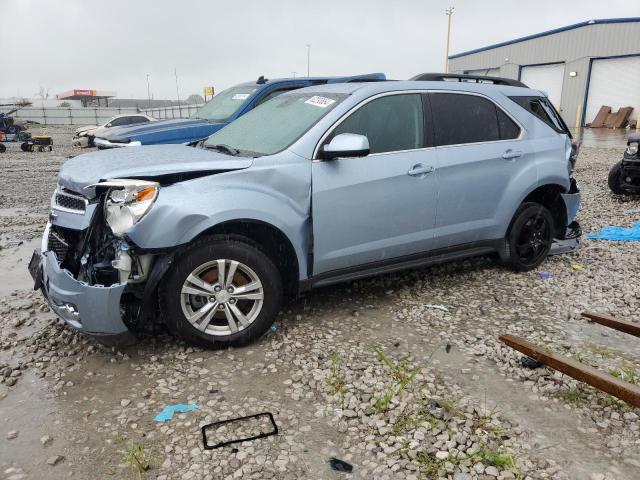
top-left (445, 7), bottom-right (454, 73)
top-left (146, 74), bottom-right (151, 109)
top-left (292, 72), bottom-right (297, 78)
top-left (306, 44), bottom-right (311, 77)
top-left (174, 68), bottom-right (182, 117)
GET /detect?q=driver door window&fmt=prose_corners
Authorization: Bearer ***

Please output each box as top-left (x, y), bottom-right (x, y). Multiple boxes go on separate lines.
top-left (329, 94), bottom-right (425, 154)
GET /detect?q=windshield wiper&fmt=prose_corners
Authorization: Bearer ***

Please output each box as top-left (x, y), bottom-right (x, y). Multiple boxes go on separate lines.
top-left (204, 143), bottom-right (240, 156)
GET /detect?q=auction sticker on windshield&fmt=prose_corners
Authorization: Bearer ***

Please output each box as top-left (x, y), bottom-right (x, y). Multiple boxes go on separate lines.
top-left (232, 94), bottom-right (251, 100)
top-left (304, 96), bottom-right (336, 108)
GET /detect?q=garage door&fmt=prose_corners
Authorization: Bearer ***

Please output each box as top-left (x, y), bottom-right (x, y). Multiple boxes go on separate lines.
top-left (520, 63), bottom-right (565, 109)
top-left (586, 56), bottom-right (640, 124)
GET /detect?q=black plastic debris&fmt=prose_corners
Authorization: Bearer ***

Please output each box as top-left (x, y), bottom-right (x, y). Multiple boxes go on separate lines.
top-left (329, 457), bottom-right (353, 473)
top-left (202, 412), bottom-right (278, 449)
top-left (520, 356), bottom-right (543, 369)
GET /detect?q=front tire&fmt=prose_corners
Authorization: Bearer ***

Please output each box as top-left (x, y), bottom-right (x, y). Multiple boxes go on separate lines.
top-left (160, 236), bottom-right (282, 348)
top-left (503, 202), bottom-right (555, 271)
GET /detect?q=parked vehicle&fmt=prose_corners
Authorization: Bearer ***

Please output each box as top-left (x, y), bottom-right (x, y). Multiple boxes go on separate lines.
top-left (21, 135), bottom-right (53, 152)
top-left (30, 75), bottom-right (581, 348)
top-left (608, 133), bottom-right (640, 195)
top-left (73, 114), bottom-right (155, 147)
top-left (92, 74), bottom-right (386, 148)
top-left (0, 109), bottom-right (28, 135)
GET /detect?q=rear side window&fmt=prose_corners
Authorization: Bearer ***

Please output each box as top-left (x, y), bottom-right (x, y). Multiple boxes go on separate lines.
top-left (430, 93), bottom-right (518, 146)
top-left (331, 94), bottom-right (425, 154)
top-left (509, 96), bottom-right (570, 135)
top-left (497, 109), bottom-right (520, 140)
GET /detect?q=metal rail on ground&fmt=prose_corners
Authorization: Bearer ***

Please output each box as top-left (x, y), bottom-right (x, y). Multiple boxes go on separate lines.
top-left (499, 321), bottom-right (640, 408)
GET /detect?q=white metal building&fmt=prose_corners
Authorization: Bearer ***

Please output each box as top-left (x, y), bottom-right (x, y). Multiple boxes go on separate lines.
top-left (448, 18), bottom-right (640, 128)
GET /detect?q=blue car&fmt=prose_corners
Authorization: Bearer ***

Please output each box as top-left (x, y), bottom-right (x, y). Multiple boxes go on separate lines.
top-left (34, 75), bottom-right (580, 347)
top-left (93, 73), bottom-right (385, 148)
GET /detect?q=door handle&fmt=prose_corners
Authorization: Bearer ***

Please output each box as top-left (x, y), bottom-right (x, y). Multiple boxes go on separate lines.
top-left (407, 164), bottom-right (434, 177)
top-left (502, 149), bottom-right (523, 160)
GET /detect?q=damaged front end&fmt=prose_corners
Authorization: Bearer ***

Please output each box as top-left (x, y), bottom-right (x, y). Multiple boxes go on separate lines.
top-left (31, 181), bottom-right (167, 344)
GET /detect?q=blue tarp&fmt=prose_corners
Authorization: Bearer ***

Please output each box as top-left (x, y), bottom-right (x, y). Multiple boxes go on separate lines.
top-left (154, 403), bottom-right (200, 422)
top-left (587, 221), bottom-right (640, 241)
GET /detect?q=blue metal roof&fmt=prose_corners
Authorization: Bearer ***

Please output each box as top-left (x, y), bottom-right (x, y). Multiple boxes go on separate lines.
top-left (449, 17), bottom-right (640, 59)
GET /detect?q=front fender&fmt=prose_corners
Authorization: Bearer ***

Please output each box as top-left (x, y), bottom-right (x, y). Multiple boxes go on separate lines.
top-left (127, 161), bottom-right (311, 279)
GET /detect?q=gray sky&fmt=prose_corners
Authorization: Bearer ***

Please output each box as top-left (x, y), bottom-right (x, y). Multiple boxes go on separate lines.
top-left (1, 0), bottom-right (638, 100)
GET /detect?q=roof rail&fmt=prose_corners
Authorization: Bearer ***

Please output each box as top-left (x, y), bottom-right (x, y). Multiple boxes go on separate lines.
top-left (410, 72), bottom-right (527, 88)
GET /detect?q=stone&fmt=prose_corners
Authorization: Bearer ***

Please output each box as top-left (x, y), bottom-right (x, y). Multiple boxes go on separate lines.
top-left (485, 465), bottom-right (499, 476)
top-left (47, 455), bottom-right (64, 466)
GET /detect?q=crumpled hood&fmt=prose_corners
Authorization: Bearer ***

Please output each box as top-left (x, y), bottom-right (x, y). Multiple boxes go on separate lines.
top-left (99, 118), bottom-right (213, 141)
top-left (58, 145), bottom-right (253, 195)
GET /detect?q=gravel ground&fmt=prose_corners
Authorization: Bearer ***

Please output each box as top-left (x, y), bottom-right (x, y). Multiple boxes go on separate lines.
top-left (0, 126), bottom-right (639, 480)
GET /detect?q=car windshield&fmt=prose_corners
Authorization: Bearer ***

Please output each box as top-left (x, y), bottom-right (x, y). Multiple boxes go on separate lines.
top-left (203, 92), bottom-right (347, 156)
top-left (192, 85), bottom-right (257, 122)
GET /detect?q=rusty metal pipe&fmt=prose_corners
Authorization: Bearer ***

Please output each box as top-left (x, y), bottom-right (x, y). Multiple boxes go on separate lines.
top-left (581, 311), bottom-right (640, 338)
top-left (499, 334), bottom-right (640, 408)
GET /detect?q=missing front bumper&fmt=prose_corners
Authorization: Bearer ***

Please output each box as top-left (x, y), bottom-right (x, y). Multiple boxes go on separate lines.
top-left (31, 249), bottom-right (136, 344)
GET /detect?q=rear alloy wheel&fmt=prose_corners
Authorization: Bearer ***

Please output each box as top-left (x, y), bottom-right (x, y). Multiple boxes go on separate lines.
top-left (160, 237), bottom-right (282, 348)
top-left (504, 202), bottom-right (555, 271)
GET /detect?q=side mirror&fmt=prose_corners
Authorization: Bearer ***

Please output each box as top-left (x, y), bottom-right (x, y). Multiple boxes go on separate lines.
top-left (105, 123), bottom-right (112, 127)
top-left (321, 133), bottom-right (370, 160)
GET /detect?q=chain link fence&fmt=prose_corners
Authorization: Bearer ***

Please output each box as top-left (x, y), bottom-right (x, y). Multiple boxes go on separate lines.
top-left (0, 104), bottom-right (203, 125)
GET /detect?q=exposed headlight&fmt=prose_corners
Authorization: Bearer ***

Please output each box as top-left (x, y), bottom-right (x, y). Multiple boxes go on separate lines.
top-left (100, 179), bottom-right (159, 236)
top-left (626, 143), bottom-right (639, 157)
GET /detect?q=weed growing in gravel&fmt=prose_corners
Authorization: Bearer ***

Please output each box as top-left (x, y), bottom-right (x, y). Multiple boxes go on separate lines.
top-left (416, 445), bottom-right (521, 479)
top-left (415, 450), bottom-right (448, 477)
top-left (555, 382), bottom-right (631, 413)
top-left (480, 447), bottom-right (517, 469)
top-left (326, 353), bottom-right (347, 400)
top-left (122, 442), bottom-right (156, 480)
top-left (371, 345), bottom-right (420, 413)
top-left (588, 344), bottom-right (615, 358)
top-left (608, 363), bottom-right (639, 385)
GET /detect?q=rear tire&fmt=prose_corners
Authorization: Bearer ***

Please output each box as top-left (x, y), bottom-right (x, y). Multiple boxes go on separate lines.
top-left (0, 144), bottom-right (5, 153)
top-left (608, 161), bottom-right (627, 195)
top-left (160, 236), bottom-right (282, 348)
top-left (503, 202), bottom-right (555, 272)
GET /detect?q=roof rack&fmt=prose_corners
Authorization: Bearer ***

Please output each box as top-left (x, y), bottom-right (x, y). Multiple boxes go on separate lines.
top-left (410, 72), bottom-right (527, 88)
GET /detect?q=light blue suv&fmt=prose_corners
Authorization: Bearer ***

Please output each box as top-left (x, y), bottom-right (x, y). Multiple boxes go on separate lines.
top-left (30, 74), bottom-right (580, 347)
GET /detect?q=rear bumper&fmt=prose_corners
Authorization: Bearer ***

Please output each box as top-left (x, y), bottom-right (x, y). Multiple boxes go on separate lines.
top-left (33, 249), bottom-right (135, 343)
top-left (560, 178), bottom-right (581, 225)
top-left (94, 137), bottom-right (142, 149)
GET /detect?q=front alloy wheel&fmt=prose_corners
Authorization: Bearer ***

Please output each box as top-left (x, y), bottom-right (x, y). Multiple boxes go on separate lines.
top-left (161, 236), bottom-right (282, 348)
top-left (180, 259), bottom-right (264, 336)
